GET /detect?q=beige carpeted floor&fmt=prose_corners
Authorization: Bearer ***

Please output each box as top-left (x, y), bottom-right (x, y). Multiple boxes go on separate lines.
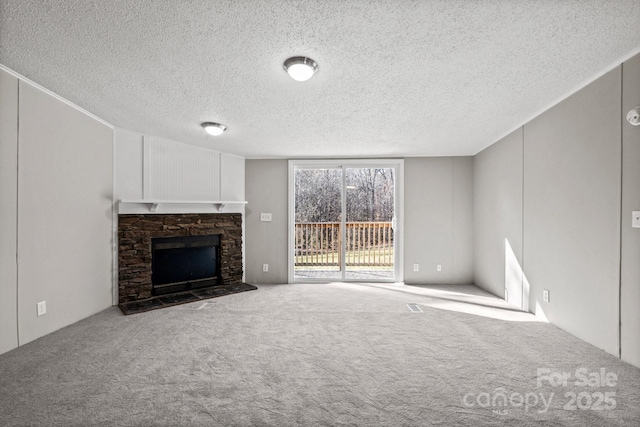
top-left (0, 282), bottom-right (638, 426)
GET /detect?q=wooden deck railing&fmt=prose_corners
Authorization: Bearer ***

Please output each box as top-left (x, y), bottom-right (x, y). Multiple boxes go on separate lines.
top-left (294, 222), bottom-right (393, 267)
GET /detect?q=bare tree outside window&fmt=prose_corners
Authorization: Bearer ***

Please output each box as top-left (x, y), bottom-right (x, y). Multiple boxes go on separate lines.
top-left (345, 168), bottom-right (394, 222)
top-left (294, 169), bottom-right (341, 223)
top-left (295, 168), bottom-right (394, 222)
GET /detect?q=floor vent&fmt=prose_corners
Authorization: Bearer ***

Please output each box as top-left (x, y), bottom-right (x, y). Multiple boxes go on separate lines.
top-left (407, 303), bottom-right (423, 312)
top-left (197, 302), bottom-right (216, 310)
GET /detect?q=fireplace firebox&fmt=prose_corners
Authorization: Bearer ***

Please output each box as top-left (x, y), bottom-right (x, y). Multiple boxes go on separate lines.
top-left (151, 234), bottom-right (221, 296)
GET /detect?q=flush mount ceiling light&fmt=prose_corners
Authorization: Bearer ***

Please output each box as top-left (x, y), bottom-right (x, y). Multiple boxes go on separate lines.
top-left (201, 122), bottom-right (227, 136)
top-left (284, 56), bottom-right (318, 81)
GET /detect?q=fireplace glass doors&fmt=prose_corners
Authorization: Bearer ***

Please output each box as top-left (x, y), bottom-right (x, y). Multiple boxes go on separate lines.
top-left (151, 234), bottom-right (221, 295)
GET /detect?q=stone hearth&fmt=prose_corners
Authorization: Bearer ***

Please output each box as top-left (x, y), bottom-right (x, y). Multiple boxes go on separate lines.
top-left (118, 213), bottom-right (243, 305)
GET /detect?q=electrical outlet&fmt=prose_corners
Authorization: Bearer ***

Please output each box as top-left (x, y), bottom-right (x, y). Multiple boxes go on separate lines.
top-left (436, 264), bottom-right (442, 272)
top-left (37, 301), bottom-right (46, 317)
top-left (543, 289), bottom-right (550, 303)
top-left (262, 263), bottom-right (269, 272)
top-left (413, 264), bottom-right (419, 272)
top-left (260, 213), bottom-right (272, 222)
top-left (633, 211), bottom-right (640, 228)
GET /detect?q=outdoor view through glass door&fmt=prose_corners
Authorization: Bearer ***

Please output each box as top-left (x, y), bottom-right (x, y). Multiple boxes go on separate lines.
top-left (292, 162), bottom-right (398, 281)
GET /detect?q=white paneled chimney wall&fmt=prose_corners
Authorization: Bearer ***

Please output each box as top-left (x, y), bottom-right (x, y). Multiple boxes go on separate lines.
top-left (114, 129), bottom-right (245, 208)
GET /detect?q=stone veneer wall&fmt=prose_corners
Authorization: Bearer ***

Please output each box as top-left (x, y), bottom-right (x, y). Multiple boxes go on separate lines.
top-left (118, 213), bottom-right (243, 303)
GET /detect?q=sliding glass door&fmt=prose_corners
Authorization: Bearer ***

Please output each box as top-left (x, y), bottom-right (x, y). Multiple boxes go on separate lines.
top-left (344, 167), bottom-right (395, 280)
top-left (289, 160), bottom-right (403, 282)
top-left (293, 167), bottom-right (343, 280)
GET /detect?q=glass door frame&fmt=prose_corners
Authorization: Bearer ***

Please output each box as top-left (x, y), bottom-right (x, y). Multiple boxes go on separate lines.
top-left (288, 159), bottom-right (404, 283)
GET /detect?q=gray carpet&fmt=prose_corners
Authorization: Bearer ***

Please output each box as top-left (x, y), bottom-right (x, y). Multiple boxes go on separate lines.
top-left (0, 282), bottom-right (638, 426)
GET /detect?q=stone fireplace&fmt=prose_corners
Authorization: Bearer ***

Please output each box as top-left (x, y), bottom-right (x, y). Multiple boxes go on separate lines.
top-left (118, 213), bottom-right (252, 313)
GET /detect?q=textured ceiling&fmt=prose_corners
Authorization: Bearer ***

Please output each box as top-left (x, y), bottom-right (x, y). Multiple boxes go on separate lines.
top-left (1, 1), bottom-right (640, 158)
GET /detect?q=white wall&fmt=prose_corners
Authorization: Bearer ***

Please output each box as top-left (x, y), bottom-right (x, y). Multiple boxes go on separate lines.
top-left (114, 129), bottom-right (143, 200)
top-left (0, 68), bottom-right (114, 353)
top-left (474, 129), bottom-right (524, 305)
top-left (524, 66), bottom-right (621, 356)
top-left (404, 157), bottom-right (474, 284)
top-left (221, 154), bottom-right (245, 202)
top-left (244, 157), bottom-right (473, 285)
top-left (451, 157), bottom-right (474, 284)
top-left (146, 136), bottom-right (220, 200)
top-left (245, 160), bottom-right (289, 284)
top-left (473, 60), bottom-right (640, 366)
top-left (620, 54), bottom-right (640, 368)
top-left (0, 70), bottom-right (19, 354)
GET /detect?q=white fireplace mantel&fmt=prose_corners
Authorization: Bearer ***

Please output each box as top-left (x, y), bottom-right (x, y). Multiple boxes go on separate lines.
top-left (117, 199), bottom-right (248, 214)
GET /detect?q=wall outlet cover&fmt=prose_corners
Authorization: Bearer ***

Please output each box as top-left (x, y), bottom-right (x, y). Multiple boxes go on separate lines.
top-left (37, 301), bottom-right (47, 316)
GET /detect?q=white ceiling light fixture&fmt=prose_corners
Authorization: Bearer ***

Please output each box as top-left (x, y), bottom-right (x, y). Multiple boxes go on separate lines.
top-left (201, 122), bottom-right (227, 136)
top-left (284, 56), bottom-right (318, 81)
